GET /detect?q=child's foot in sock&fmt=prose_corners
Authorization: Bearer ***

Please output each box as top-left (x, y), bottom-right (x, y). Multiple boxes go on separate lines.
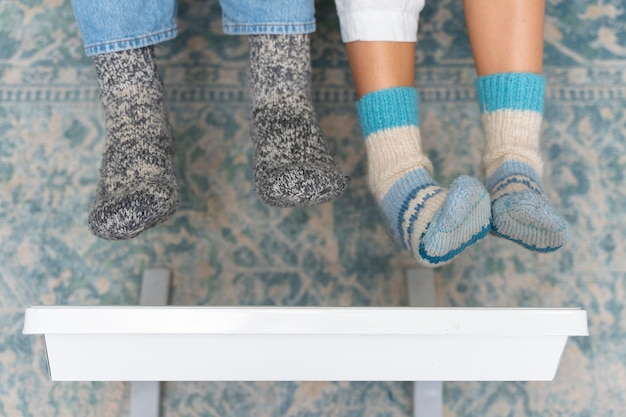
top-left (476, 72), bottom-right (569, 251)
top-left (358, 87), bottom-right (491, 267)
top-left (89, 46), bottom-right (179, 240)
top-left (249, 34), bottom-right (349, 207)
top-left (486, 161), bottom-right (569, 251)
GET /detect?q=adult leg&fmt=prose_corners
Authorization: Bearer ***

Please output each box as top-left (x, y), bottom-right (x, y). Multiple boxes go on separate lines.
top-left (70, 0), bottom-right (179, 239)
top-left (335, 0), bottom-right (491, 267)
top-left (220, 0), bottom-right (348, 207)
top-left (465, 0), bottom-right (569, 251)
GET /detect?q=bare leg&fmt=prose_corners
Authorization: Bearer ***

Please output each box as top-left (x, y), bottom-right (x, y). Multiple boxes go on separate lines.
top-left (346, 41), bottom-right (416, 97)
top-left (464, 0), bottom-right (544, 75)
top-left (465, 0), bottom-right (569, 251)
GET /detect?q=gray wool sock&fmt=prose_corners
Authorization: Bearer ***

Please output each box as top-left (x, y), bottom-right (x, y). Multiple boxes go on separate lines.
top-left (248, 34), bottom-right (349, 207)
top-left (89, 46), bottom-right (179, 240)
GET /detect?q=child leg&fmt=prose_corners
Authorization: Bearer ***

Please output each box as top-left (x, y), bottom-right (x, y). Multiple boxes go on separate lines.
top-left (465, 0), bottom-right (569, 251)
top-left (70, 0), bottom-right (179, 239)
top-left (220, 0), bottom-right (349, 207)
top-left (336, 0), bottom-right (491, 266)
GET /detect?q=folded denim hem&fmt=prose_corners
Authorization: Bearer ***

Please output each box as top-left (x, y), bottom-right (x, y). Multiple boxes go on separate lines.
top-left (222, 22), bottom-right (315, 35)
top-left (84, 27), bottom-right (178, 57)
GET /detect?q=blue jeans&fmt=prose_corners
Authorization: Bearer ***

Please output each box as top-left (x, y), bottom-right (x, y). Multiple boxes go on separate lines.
top-left (70, 0), bottom-right (316, 56)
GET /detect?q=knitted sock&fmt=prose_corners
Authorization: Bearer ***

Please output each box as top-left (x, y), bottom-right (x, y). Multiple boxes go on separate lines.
top-left (358, 87), bottom-right (491, 267)
top-left (89, 46), bottom-right (179, 240)
top-left (477, 72), bottom-right (569, 251)
top-left (248, 34), bottom-right (349, 207)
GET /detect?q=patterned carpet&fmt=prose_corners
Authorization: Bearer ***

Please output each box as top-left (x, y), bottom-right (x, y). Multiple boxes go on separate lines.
top-left (1, 0), bottom-right (625, 415)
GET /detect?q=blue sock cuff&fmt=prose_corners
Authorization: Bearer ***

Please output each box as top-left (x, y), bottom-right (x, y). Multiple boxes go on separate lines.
top-left (475, 72), bottom-right (545, 114)
top-left (356, 87), bottom-right (419, 138)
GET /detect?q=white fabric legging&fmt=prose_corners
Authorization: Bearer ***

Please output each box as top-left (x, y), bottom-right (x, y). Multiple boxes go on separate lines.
top-left (335, 0), bottom-right (426, 42)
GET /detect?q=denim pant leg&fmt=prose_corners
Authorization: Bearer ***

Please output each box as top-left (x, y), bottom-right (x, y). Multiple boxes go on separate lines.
top-left (335, 0), bottom-right (425, 42)
top-left (70, 0), bottom-right (178, 56)
top-left (219, 0), bottom-right (315, 35)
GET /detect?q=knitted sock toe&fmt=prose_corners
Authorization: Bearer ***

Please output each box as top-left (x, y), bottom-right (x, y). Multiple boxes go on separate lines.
top-left (487, 161), bottom-right (569, 251)
top-left (419, 175), bottom-right (492, 264)
top-left (252, 96), bottom-right (349, 207)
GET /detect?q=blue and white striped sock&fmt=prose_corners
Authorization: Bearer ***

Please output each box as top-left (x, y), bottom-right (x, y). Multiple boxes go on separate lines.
top-left (357, 87), bottom-right (491, 267)
top-left (477, 73), bottom-right (569, 251)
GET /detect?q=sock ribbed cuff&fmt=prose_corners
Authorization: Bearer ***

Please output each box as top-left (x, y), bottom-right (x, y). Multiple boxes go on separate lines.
top-left (357, 87), bottom-right (419, 138)
top-left (248, 34), bottom-right (311, 107)
top-left (93, 47), bottom-right (160, 92)
top-left (476, 72), bottom-right (545, 114)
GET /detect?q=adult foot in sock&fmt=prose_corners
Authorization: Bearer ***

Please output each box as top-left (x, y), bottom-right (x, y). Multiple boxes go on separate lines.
top-left (89, 46), bottom-right (179, 240)
top-left (248, 34), bottom-right (348, 207)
